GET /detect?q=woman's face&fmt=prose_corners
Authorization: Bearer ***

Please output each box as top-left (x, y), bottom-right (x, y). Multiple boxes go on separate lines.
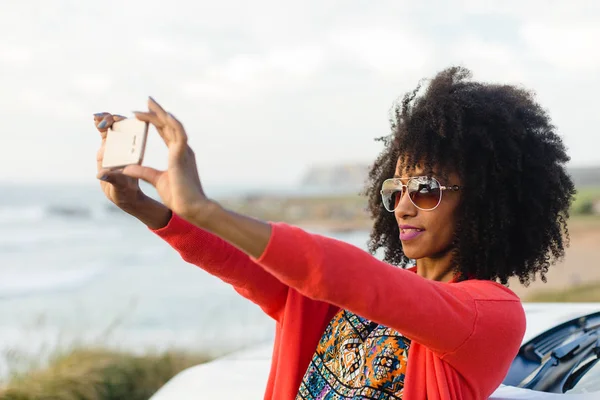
top-left (392, 158), bottom-right (462, 261)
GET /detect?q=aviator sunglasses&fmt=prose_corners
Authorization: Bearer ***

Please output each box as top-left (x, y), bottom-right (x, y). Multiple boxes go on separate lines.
top-left (380, 176), bottom-right (460, 212)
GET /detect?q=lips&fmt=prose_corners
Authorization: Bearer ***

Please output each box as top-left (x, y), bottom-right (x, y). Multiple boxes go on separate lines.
top-left (399, 226), bottom-right (425, 241)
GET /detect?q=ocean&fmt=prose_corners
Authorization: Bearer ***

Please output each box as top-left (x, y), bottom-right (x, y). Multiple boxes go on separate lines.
top-left (0, 183), bottom-right (370, 377)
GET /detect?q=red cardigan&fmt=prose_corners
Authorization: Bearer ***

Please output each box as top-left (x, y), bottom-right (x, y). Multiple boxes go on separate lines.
top-left (153, 214), bottom-right (526, 400)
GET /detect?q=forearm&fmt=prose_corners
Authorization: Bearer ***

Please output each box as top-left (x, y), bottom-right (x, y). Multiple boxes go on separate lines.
top-left (121, 195), bottom-right (172, 230)
top-left (195, 202), bottom-right (272, 259)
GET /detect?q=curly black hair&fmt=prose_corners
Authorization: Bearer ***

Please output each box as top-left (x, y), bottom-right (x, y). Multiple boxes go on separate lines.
top-left (365, 66), bottom-right (576, 286)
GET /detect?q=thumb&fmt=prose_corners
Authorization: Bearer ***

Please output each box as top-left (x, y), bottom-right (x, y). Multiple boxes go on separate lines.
top-left (121, 165), bottom-right (163, 186)
top-left (97, 169), bottom-right (134, 186)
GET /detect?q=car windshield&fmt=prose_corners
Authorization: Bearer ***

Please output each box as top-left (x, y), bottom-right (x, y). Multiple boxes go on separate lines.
top-left (567, 358), bottom-right (600, 393)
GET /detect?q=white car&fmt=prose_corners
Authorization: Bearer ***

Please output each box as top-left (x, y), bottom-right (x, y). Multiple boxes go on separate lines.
top-left (150, 303), bottom-right (600, 399)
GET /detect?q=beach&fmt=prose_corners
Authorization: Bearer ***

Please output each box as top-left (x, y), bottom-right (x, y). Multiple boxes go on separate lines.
top-left (0, 183), bottom-right (598, 378)
top-left (508, 217), bottom-right (600, 299)
top-left (0, 184), bottom-right (368, 377)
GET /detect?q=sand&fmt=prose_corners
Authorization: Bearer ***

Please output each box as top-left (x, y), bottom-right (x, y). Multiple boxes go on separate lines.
top-left (508, 218), bottom-right (600, 299)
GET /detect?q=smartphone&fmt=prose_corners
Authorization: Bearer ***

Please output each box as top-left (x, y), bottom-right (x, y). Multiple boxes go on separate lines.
top-left (102, 118), bottom-right (149, 170)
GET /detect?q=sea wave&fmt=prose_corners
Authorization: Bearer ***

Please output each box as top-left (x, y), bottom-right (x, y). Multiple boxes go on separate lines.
top-left (0, 265), bottom-right (106, 299)
top-left (0, 204), bottom-right (127, 224)
top-left (0, 206), bottom-right (46, 224)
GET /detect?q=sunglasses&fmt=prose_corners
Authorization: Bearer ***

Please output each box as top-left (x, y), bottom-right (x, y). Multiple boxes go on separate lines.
top-left (380, 176), bottom-right (460, 212)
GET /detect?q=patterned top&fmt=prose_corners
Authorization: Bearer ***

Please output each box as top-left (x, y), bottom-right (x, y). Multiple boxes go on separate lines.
top-left (296, 309), bottom-right (411, 399)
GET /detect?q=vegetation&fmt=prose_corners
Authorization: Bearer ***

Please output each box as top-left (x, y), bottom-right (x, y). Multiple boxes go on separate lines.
top-left (2, 185), bottom-right (598, 398)
top-left (525, 281), bottom-right (600, 302)
top-left (0, 311), bottom-right (214, 400)
top-left (220, 192), bottom-right (372, 231)
top-left (0, 347), bottom-right (210, 400)
top-left (217, 186), bottom-right (600, 229)
top-left (571, 187), bottom-right (600, 215)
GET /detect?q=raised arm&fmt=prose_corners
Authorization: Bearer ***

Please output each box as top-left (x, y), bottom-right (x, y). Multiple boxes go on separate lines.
top-left (151, 211), bottom-right (289, 322)
top-left (92, 112), bottom-right (288, 322)
top-left (194, 207), bottom-right (479, 354)
top-left (118, 97), bottom-right (487, 352)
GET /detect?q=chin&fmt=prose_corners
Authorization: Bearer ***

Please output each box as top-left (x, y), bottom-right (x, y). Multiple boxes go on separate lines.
top-left (401, 246), bottom-right (426, 261)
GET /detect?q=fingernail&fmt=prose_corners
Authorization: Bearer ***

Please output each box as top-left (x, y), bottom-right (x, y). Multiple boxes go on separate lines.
top-left (99, 175), bottom-right (108, 181)
top-left (148, 96), bottom-right (156, 103)
top-left (98, 119), bottom-right (108, 129)
top-left (93, 113), bottom-right (104, 118)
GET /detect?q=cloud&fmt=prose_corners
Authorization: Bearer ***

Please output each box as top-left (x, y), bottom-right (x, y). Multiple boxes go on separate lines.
top-left (135, 36), bottom-right (212, 63)
top-left (457, 0), bottom-right (598, 20)
top-left (8, 89), bottom-right (88, 120)
top-left (181, 44), bottom-right (326, 99)
top-left (445, 37), bottom-right (527, 83)
top-left (0, 43), bottom-right (34, 67)
top-left (520, 22), bottom-right (600, 71)
top-left (327, 26), bottom-right (433, 76)
top-left (70, 73), bottom-right (114, 96)
top-left (457, 0), bottom-right (600, 73)
top-left (1, 0), bottom-right (600, 184)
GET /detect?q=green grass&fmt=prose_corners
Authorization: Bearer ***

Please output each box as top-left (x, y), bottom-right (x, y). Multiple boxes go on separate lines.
top-left (0, 347), bottom-right (211, 400)
top-left (0, 310), bottom-right (215, 400)
top-left (568, 214), bottom-right (600, 227)
top-left (571, 187), bottom-right (600, 215)
top-left (525, 281), bottom-right (600, 302)
top-left (0, 188), bottom-right (596, 399)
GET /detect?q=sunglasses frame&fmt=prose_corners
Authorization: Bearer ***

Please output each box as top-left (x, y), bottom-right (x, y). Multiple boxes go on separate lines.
top-left (380, 176), bottom-right (460, 212)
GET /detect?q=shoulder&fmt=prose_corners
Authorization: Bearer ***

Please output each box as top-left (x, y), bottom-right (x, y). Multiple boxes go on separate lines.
top-left (455, 279), bottom-right (526, 339)
top-left (454, 278), bottom-right (522, 303)
top-left (453, 279), bottom-right (526, 335)
top-left (442, 280), bottom-right (526, 382)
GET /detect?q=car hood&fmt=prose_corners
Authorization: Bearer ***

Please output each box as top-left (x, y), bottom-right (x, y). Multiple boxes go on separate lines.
top-left (150, 303), bottom-right (600, 400)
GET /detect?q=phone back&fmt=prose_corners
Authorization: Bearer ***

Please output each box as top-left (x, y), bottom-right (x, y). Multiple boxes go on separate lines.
top-left (102, 118), bottom-right (149, 169)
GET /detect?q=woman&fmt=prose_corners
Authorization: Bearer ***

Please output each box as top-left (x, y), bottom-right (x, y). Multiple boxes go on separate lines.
top-left (93, 67), bottom-right (575, 399)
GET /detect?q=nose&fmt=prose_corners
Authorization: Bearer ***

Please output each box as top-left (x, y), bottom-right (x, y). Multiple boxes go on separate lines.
top-left (394, 187), bottom-right (418, 220)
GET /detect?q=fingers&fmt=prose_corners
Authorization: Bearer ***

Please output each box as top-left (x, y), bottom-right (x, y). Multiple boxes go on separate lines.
top-left (94, 114), bottom-right (114, 139)
top-left (121, 165), bottom-right (163, 187)
top-left (133, 111), bottom-right (165, 130)
top-left (93, 113), bottom-right (126, 122)
top-left (148, 96), bottom-right (169, 121)
top-left (166, 112), bottom-right (188, 142)
top-left (134, 97), bottom-right (188, 146)
top-left (96, 169), bottom-right (131, 186)
top-left (93, 113), bottom-right (127, 139)
top-left (93, 112), bottom-right (110, 122)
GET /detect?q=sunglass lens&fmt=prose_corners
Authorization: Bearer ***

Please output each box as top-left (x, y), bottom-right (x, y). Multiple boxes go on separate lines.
top-left (382, 190), bottom-right (400, 212)
top-left (381, 179), bottom-right (403, 212)
top-left (408, 178), bottom-right (441, 210)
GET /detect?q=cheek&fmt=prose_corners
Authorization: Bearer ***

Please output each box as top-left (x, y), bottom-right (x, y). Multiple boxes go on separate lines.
top-left (426, 206), bottom-right (458, 244)
top-left (436, 224), bottom-right (457, 247)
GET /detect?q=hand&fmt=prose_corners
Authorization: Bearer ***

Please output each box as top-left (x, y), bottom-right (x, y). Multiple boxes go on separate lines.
top-left (94, 113), bottom-right (145, 210)
top-left (121, 97), bottom-right (217, 226)
top-left (93, 112), bottom-right (172, 229)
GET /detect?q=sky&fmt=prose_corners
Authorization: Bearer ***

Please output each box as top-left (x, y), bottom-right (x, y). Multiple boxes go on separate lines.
top-left (0, 0), bottom-right (599, 188)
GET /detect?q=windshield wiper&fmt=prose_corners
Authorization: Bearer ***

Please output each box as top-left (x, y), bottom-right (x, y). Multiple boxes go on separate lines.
top-left (520, 331), bottom-right (599, 393)
top-left (503, 311), bottom-right (600, 387)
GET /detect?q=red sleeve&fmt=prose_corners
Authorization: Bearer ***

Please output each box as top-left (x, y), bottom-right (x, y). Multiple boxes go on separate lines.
top-left (252, 222), bottom-right (482, 354)
top-left (151, 213), bottom-right (289, 322)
